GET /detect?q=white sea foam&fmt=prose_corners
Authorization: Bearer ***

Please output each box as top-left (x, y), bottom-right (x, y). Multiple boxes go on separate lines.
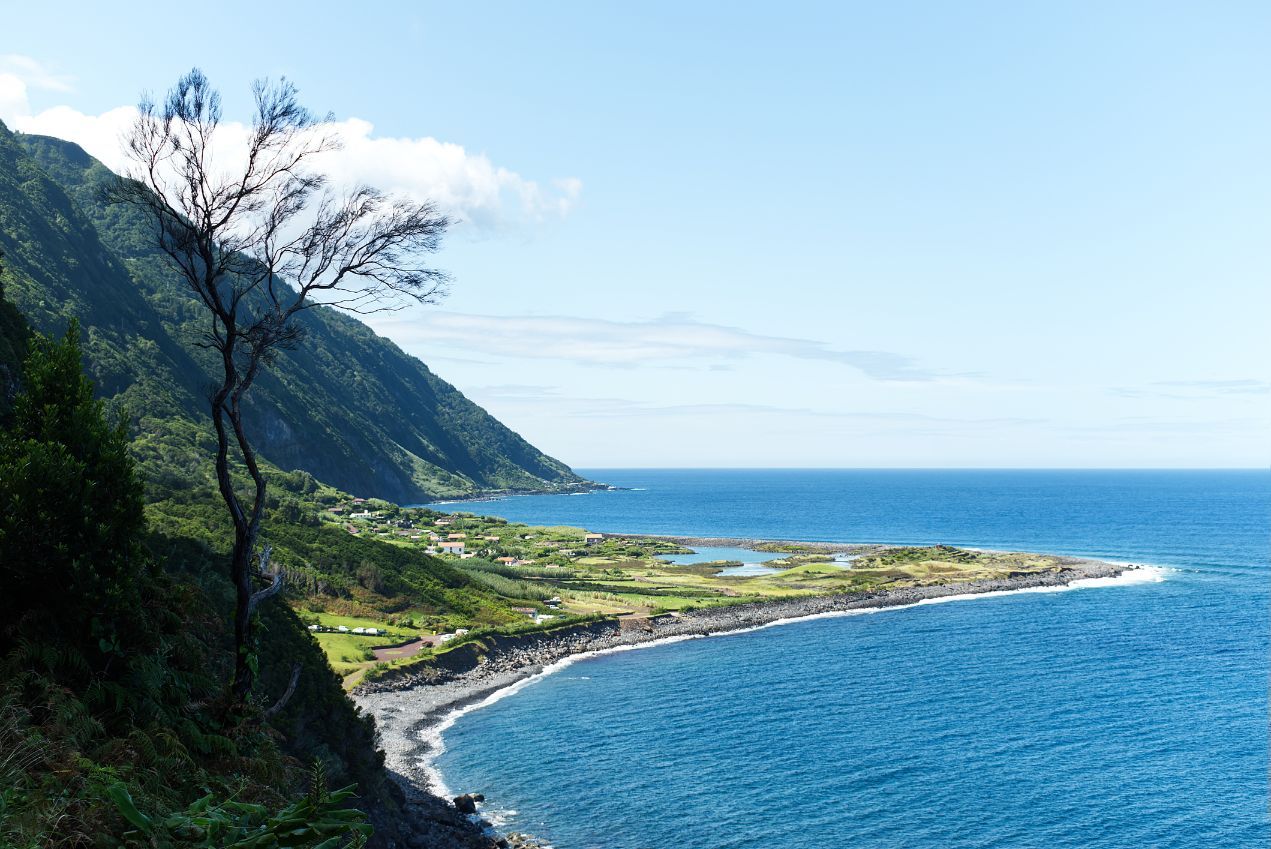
top-left (420, 563), bottom-right (1169, 800)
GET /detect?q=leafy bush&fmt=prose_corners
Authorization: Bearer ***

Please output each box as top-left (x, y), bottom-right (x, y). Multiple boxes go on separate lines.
top-left (109, 761), bottom-right (370, 848)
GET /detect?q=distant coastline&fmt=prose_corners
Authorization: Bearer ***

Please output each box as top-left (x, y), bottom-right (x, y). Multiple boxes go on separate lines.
top-left (355, 543), bottom-right (1139, 842)
top-left (417, 480), bottom-right (617, 507)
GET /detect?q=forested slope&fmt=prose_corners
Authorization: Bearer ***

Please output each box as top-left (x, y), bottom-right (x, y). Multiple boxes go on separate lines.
top-left (0, 120), bottom-right (588, 502)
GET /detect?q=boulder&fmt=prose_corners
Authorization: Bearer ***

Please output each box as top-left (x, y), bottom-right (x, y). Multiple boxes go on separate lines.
top-left (453, 794), bottom-right (478, 814)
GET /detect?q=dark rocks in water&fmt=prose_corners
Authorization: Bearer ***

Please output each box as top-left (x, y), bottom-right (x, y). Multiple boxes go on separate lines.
top-left (454, 793), bottom-right (479, 814)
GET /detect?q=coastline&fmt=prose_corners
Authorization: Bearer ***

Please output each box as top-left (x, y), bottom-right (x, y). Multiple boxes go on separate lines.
top-left (420, 481), bottom-right (617, 507)
top-left (355, 552), bottom-right (1147, 843)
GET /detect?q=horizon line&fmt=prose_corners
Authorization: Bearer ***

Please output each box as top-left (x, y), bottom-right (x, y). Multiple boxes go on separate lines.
top-left (569, 466), bottom-right (1270, 472)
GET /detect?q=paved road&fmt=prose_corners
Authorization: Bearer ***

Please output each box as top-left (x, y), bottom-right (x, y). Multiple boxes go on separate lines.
top-left (372, 637), bottom-right (435, 662)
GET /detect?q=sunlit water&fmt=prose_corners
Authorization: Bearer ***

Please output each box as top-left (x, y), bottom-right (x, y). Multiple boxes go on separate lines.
top-left (432, 470), bottom-right (1269, 848)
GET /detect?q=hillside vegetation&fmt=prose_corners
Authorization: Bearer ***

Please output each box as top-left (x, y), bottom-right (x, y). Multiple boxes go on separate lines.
top-left (0, 119), bottom-right (589, 504)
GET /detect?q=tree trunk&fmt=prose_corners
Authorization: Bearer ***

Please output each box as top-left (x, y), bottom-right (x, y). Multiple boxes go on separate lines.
top-left (230, 528), bottom-right (256, 702)
top-left (228, 391), bottom-right (268, 703)
top-left (211, 362), bottom-right (261, 706)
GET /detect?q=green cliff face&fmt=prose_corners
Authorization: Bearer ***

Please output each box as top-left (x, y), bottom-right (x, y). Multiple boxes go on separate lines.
top-left (0, 120), bottom-right (587, 502)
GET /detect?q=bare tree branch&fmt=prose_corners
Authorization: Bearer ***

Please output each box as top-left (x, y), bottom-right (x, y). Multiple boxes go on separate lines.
top-left (110, 68), bottom-right (451, 705)
top-left (262, 663), bottom-right (302, 720)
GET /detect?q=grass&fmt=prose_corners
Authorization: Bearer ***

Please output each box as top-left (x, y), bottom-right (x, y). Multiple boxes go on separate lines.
top-left (298, 611), bottom-right (424, 676)
top-left (294, 505), bottom-right (1081, 689)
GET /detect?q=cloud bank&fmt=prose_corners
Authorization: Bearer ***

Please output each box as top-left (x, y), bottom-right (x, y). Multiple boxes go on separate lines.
top-left (2, 56), bottom-right (580, 234)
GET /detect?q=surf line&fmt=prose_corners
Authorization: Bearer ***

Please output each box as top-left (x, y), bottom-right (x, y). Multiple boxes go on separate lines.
top-left (418, 564), bottom-right (1169, 796)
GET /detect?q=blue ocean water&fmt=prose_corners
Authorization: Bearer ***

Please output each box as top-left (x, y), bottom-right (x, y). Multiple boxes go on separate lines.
top-left (433, 470), bottom-right (1269, 849)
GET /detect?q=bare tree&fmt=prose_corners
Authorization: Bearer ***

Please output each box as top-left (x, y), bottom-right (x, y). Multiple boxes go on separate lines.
top-left (112, 69), bottom-right (450, 706)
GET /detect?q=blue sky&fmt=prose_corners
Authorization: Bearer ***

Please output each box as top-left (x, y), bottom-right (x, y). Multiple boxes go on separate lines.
top-left (3, 2), bottom-right (1268, 467)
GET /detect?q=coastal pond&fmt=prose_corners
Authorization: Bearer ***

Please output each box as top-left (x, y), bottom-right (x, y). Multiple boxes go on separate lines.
top-left (657, 545), bottom-right (783, 576)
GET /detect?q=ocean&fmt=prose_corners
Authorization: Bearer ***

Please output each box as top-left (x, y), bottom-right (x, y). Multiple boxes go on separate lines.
top-left (430, 470), bottom-right (1269, 848)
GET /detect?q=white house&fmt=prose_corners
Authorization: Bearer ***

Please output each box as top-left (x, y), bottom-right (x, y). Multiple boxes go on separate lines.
top-left (584, 533), bottom-right (604, 545)
top-left (438, 540), bottom-right (465, 555)
top-left (337, 625), bottom-right (349, 633)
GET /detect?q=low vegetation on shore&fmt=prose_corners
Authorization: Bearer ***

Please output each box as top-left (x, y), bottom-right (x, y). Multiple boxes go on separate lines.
top-left (289, 501), bottom-right (1082, 688)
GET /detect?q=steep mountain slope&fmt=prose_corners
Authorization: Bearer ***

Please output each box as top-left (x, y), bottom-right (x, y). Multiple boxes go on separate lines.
top-left (0, 271), bottom-right (29, 416)
top-left (0, 120), bottom-right (588, 501)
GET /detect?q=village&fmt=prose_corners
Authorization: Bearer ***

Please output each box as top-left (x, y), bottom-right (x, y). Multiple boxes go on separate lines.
top-left (301, 498), bottom-right (693, 685)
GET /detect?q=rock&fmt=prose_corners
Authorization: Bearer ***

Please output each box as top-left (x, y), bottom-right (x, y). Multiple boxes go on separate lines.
top-left (453, 793), bottom-right (479, 814)
top-left (473, 792), bottom-right (486, 802)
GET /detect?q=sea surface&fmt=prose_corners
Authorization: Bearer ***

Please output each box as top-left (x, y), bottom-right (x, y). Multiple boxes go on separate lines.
top-left (432, 470), bottom-right (1269, 849)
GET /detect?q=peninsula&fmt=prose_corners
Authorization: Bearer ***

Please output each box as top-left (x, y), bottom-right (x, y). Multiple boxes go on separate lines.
top-left (324, 509), bottom-right (1136, 843)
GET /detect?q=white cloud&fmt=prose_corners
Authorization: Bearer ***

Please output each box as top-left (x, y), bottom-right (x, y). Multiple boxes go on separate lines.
top-left (0, 55), bottom-right (72, 92)
top-left (375, 311), bottom-right (946, 381)
top-left (9, 94), bottom-right (580, 235)
top-left (1110, 378), bottom-right (1271, 400)
top-left (0, 74), bottom-right (27, 124)
top-left (315, 118), bottom-right (581, 230)
top-left (0, 55), bottom-right (74, 124)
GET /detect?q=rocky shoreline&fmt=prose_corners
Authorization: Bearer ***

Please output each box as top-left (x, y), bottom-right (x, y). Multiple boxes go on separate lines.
top-left (421, 481), bottom-right (618, 507)
top-left (355, 555), bottom-right (1131, 848)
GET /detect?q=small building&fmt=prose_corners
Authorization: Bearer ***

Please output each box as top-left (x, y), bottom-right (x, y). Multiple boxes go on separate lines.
top-left (545, 597), bottom-right (562, 607)
top-left (438, 540), bottom-right (465, 555)
top-left (435, 518), bottom-right (454, 527)
top-left (307, 624), bottom-right (319, 631)
top-left (511, 606), bottom-right (536, 615)
top-left (351, 627), bottom-right (366, 634)
top-left (337, 625), bottom-right (349, 633)
top-left (484, 535), bottom-right (501, 542)
top-left (496, 556), bottom-right (518, 564)
top-left (584, 533), bottom-right (604, 546)
top-left (447, 532), bottom-right (467, 540)
top-left (352, 498), bottom-right (366, 504)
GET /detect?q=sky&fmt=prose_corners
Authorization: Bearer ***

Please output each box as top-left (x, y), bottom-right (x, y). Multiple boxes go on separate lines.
top-left (2, 2), bottom-right (1269, 468)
